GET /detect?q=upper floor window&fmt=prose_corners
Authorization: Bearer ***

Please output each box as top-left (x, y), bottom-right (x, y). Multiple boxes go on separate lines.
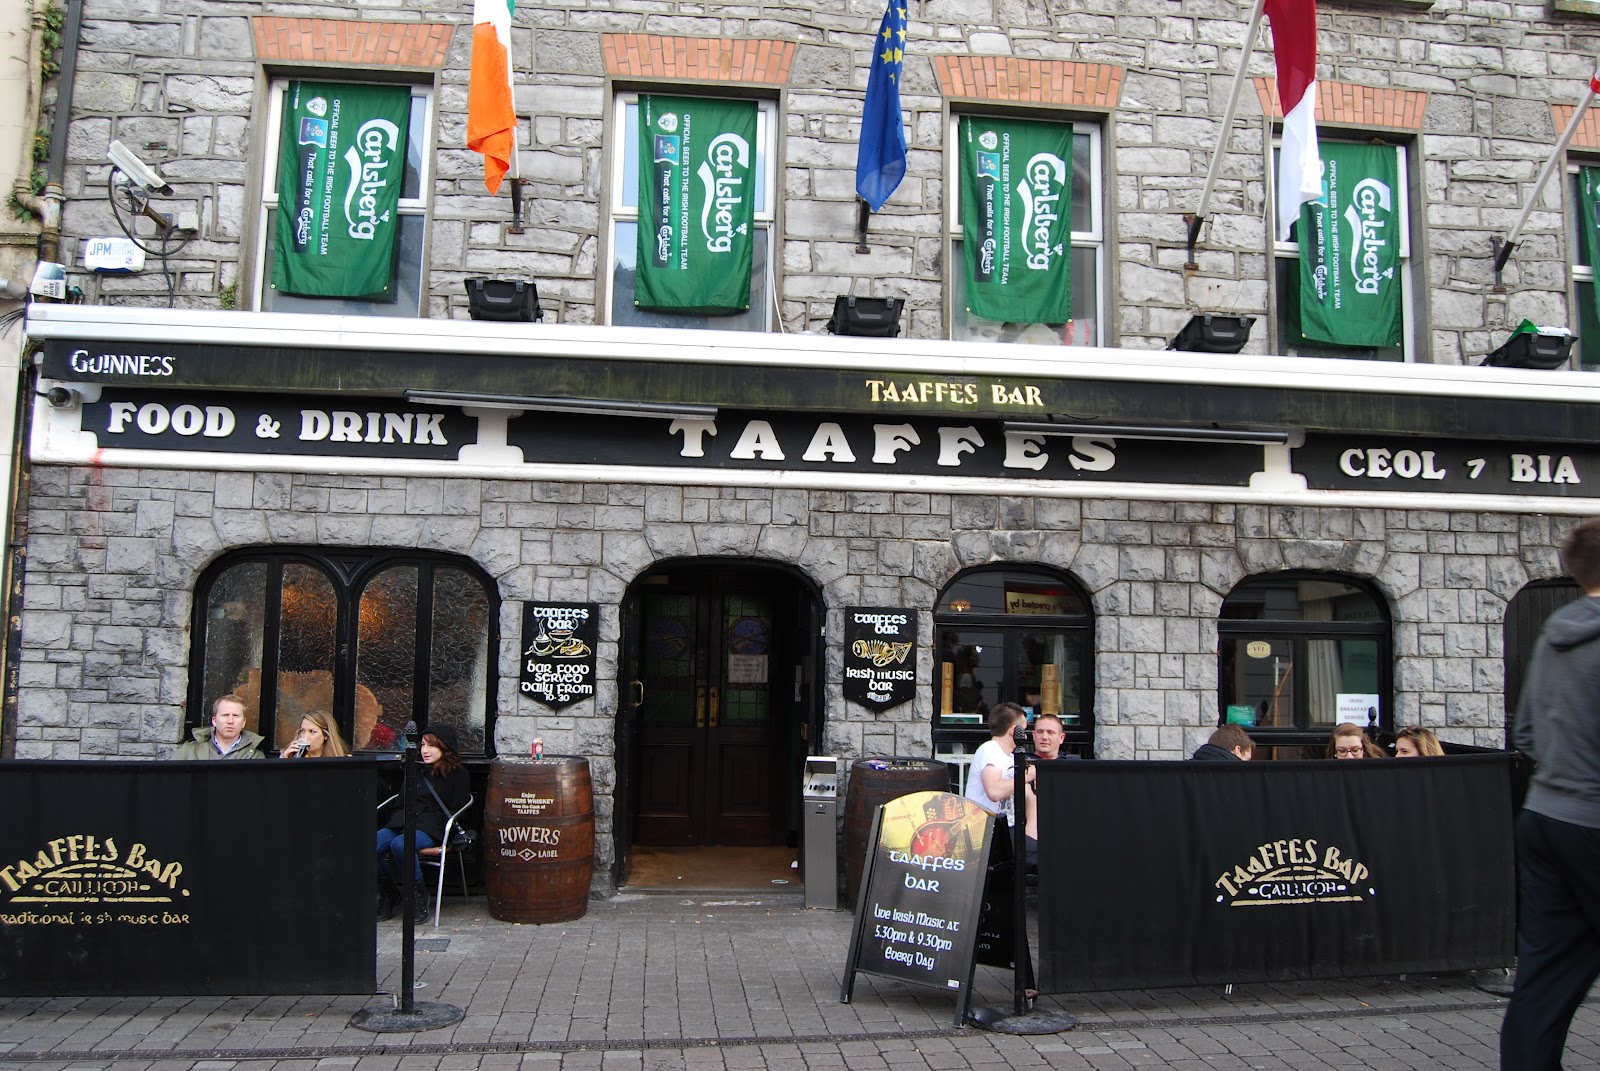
top-left (191, 549), bottom-right (497, 757)
top-left (1568, 166), bottom-right (1600, 370)
top-left (1217, 573), bottom-right (1391, 760)
top-left (946, 115), bottom-right (1103, 346)
top-left (255, 79), bottom-right (432, 316)
top-left (607, 92), bottom-right (777, 331)
top-left (1274, 140), bottom-right (1415, 361)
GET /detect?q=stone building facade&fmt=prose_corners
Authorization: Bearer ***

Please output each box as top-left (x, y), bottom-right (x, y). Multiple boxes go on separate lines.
top-left (17, 0), bottom-right (1600, 892)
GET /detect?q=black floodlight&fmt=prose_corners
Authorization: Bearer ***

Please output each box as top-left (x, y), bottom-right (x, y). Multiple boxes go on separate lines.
top-left (828, 295), bottom-right (904, 338)
top-left (1480, 330), bottom-right (1576, 370)
top-left (1168, 313), bottom-right (1255, 354)
top-left (465, 278), bottom-right (542, 322)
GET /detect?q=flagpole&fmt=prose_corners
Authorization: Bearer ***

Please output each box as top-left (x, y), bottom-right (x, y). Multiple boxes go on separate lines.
top-left (1494, 79), bottom-right (1597, 285)
top-left (1186, 0), bottom-right (1268, 268)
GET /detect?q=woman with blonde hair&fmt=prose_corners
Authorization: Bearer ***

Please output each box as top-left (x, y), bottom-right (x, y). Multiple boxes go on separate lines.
top-left (1325, 722), bottom-right (1385, 759)
top-left (279, 709), bottom-right (349, 758)
top-left (1394, 725), bottom-right (1445, 757)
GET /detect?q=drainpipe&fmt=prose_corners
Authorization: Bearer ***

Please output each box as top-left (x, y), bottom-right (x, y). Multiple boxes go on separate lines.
top-left (12, 0), bottom-right (81, 263)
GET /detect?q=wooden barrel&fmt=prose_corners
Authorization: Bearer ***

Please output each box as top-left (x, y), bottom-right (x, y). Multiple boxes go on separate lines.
top-left (842, 757), bottom-right (951, 907)
top-left (484, 757), bottom-right (594, 923)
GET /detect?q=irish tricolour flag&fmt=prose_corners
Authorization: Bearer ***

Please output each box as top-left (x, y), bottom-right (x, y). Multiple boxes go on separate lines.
top-left (1265, 0), bottom-right (1321, 242)
top-left (467, 0), bottom-right (518, 194)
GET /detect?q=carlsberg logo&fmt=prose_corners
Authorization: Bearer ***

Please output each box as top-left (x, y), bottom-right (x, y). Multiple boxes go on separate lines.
top-left (1343, 177), bottom-right (1394, 296)
top-left (1018, 152), bottom-right (1068, 270)
top-left (341, 118), bottom-right (401, 241)
top-left (697, 132), bottom-right (751, 253)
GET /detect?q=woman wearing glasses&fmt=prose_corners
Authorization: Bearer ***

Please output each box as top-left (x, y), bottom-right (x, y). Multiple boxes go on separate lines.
top-left (1325, 722), bottom-right (1385, 759)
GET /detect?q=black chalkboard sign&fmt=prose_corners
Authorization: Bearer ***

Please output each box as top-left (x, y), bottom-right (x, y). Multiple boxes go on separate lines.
top-left (520, 602), bottom-right (598, 708)
top-left (843, 606), bottom-right (918, 711)
top-left (840, 790), bottom-right (995, 1025)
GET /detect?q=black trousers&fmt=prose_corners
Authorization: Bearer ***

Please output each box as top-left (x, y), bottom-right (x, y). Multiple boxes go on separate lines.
top-left (1501, 808), bottom-right (1600, 1070)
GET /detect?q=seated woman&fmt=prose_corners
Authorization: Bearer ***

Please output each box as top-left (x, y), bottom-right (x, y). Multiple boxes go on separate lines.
top-left (1325, 722), bottom-right (1385, 759)
top-left (1394, 725), bottom-right (1445, 757)
top-left (278, 709), bottom-right (348, 758)
top-left (375, 725), bottom-right (470, 922)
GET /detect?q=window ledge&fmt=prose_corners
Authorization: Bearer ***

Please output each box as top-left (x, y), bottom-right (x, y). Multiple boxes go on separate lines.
top-left (1324, 0), bottom-right (1432, 7)
top-left (1553, 0), bottom-right (1600, 16)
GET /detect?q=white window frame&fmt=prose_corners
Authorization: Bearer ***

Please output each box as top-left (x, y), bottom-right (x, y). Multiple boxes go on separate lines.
top-left (605, 91), bottom-right (778, 331)
top-left (1568, 165), bottom-right (1598, 369)
top-left (253, 78), bottom-right (433, 316)
top-left (1272, 140), bottom-right (1416, 362)
top-left (944, 114), bottom-right (1104, 346)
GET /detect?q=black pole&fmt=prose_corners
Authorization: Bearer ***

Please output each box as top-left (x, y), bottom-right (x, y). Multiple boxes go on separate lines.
top-left (1012, 728), bottom-right (1029, 1016)
top-left (399, 729), bottom-right (418, 1013)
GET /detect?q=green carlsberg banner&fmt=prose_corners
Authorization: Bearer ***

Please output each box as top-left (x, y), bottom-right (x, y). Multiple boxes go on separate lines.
top-left (959, 117), bottom-right (1073, 325)
top-left (272, 82), bottom-right (410, 299)
top-left (636, 96), bottom-right (757, 314)
top-left (1298, 142), bottom-right (1402, 349)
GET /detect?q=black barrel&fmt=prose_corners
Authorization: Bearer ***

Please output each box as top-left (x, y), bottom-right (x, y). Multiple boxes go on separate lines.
top-left (842, 757), bottom-right (951, 907)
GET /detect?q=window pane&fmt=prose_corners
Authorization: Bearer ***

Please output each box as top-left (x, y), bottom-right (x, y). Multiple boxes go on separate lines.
top-left (938, 630), bottom-right (1004, 720)
top-left (403, 93), bottom-right (425, 200)
top-left (356, 566), bottom-right (418, 751)
top-left (951, 243), bottom-right (1098, 345)
top-left (939, 571), bottom-right (1088, 617)
top-left (262, 211), bottom-right (425, 317)
top-left (640, 591), bottom-right (696, 727)
top-left (1581, 281), bottom-right (1600, 370)
top-left (1015, 630), bottom-right (1084, 727)
top-left (721, 593), bottom-right (771, 727)
top-left (1220, 636), bottom-right (1296, 728)
top-left (272, 563), bottom-right (339, 749)
top-left (610, 220), bottom-right (770, 330)
top-left (1274, 256), bottom-right (1404, 361)
top-left (429, 566), bottom-right (491, 755)
top-left (1221, 577), bottom-right (1380, 622)
top-left (1071, 130), bottom-right (1092, 233)
top-left (202, 562), bottom-right (267, 735)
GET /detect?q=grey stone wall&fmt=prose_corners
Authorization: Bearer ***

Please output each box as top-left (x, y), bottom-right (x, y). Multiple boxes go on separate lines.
top-left (42, 0), bottom-right (1600, 360)
top-left (14, 464), bottom-right (1573, 869)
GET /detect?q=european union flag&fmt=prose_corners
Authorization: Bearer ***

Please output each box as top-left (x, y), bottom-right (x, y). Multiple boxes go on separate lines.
top-left (855, 0), bottom-right (908, 212)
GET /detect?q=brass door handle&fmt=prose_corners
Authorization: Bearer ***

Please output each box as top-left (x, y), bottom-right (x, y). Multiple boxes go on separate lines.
top-left (695, 685), bottom-right (706, 728)
top-left (631, 679), bottom-right (644, 709)
top-left (710, 686), bottom-right (719, 727)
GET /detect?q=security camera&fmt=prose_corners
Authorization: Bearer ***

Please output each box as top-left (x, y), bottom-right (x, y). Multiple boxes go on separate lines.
top-left (44, 386), bottom-right (81, 409)
top-left (106, 140), bottom-right (173, 197)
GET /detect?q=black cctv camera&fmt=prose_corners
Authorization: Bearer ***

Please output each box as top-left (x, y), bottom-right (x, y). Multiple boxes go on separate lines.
top-left (43, 386), bottom-right (81, 409)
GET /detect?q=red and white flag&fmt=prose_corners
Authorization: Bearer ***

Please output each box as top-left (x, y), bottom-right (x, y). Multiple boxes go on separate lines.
top-left (1590, 64), bottom-right (1600, 95)
top-left (1265, 0), bottom-right (1321, 241)
top-left (467, 0), bottom-right (519, 194)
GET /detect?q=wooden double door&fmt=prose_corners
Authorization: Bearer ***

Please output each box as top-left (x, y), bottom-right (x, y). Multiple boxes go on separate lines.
top-left (629, 568), bottom-right (806, 846)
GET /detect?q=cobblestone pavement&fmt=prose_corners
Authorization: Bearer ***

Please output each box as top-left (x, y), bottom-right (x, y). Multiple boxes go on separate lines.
top-left (0, 892), bottom-right (1593, 1070)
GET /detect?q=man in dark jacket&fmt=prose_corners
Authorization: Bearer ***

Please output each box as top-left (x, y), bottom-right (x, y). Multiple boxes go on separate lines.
top-left (1191, 724), bottom-right (1254, 762)
top-left (171, 694), bottom-right (265, 760)
top-left (1501, 517), bottom-right (1600, 1071)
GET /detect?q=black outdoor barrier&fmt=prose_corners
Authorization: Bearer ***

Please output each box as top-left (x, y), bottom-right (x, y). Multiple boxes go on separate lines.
top-left (1036, 753), bottom-right (1516, 992)
top-left (0, 759), bottom-right (376, 995)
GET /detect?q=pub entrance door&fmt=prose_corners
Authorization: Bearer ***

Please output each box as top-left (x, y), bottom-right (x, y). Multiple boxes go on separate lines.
top-left (621, 561), bottom-right (818, 851)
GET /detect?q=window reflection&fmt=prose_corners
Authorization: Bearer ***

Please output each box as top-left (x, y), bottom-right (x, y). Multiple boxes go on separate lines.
top-left (193, 551), bottom-right (497, 756)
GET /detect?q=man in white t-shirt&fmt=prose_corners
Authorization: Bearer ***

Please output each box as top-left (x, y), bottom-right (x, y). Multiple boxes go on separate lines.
top-left (964, 701), bottom-right (1030, 823)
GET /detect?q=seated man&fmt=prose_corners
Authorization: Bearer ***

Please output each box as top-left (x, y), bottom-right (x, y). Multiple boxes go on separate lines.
top-left (1191, 724), bottom-right (1255, 762)
top-left (173, 694), bottom-right (265, 760)
top-left (1031, 712), bottom-right (1066, 762)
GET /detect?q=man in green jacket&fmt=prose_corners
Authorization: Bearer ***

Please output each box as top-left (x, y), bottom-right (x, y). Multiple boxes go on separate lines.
top-left (172, 694), bottom-right (265, 759)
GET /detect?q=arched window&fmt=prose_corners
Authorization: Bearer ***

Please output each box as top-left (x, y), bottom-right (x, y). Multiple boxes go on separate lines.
top-left (190, 549), bottom-right (498, 756)
top-left (933, 566), bottom-right (1094, 770)
top-left (1217, 573), bottom-right (1391, 759)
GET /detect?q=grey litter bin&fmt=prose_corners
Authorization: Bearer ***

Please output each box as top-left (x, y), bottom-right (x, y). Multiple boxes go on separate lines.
top-left (802, 756), bottom-right (839, 910)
